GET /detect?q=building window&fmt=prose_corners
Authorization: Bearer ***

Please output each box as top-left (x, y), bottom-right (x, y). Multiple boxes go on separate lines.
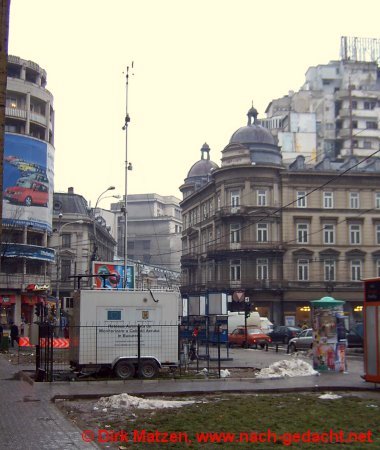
top-left (61, 259), bottom-right (71, 281)
top-left (142, 240), bottom-right (150, 250)
top-left (377, 260), bottom-right (380, 278)
top-left (230, 259), bottom-right (241, 281)
top-left (364, 101), bottom-right (376, 110)
top-left (351, 100), bottom-right (357, 109)
top-left (324, 260), bottom-right (335, 281)
top-left (257, 258), bottom-right (269, 280)
top-left (6, 97), bottom-right (17, 108)
top-left (297, 223), bottom-right (309, 244)
top-left (216, 194), bottom-right (221, 210)
top-left (323, 192), bottom-right (333, 209)
top-left (216, 226), bottom-right (221, 243)
top-left (349, 192), bottom-right (359, 209)
top-left (257, 189), bottom-right (267, 206)
top-left (257, 223), bottom-right (268, 242)
top-left (366, 121), bottom-right (378, 130)
top-left (323, 224), bottom-right (335, 245)
top-left (376, 225), bottom-right (380, 245)
top-left (349, 224), bottom-right (361, 245)
top-left (230, 190), bottom-right (240, 207)
top-left (297, 259), bottom-right (309, 281)
top-left (230, 223), bottom-right (241, 244)
top-left (202, 203), bottom-right (208, 219)
top-left (296, 191), bottom-right (307, 208)
top-left (363, 140), bottom-right (372, 149)
top-left (61, 234), bottom-right (71, 248)
top-left (351, 260), bottom-right (361, 281)
top-left (375, 193), bottom-right (380, 209)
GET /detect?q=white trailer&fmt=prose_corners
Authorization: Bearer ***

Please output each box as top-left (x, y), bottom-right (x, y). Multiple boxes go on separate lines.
top-left (69, 288), bottom-right (180, 379)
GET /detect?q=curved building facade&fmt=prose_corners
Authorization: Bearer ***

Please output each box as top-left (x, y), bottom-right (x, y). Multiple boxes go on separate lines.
top-left (180, 107), bottom-right (380, 326)
top-left (1, 55), bottom-right (55, 328)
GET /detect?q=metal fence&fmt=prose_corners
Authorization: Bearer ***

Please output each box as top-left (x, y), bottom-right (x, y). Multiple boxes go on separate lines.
top-left (31, 322), bottom-right (228, 381)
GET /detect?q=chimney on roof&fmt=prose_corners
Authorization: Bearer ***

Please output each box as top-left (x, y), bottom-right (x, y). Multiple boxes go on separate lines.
top-left (68, 187), bottom-right (74, 194)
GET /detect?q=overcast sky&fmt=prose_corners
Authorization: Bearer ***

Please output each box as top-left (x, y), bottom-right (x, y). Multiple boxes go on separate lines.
top-left (8, 0), bottom-right (380, 207)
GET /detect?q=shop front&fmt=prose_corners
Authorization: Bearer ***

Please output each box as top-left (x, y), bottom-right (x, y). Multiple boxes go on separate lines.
top-left (0, 294), bottom-right (16, 326)
top-left (283, 302), bottom-right (311, 328)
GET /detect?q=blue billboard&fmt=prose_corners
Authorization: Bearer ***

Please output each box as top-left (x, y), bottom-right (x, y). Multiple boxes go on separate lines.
top-left (3, 133), bottom-right (54, 232)
top-left (93, 262), bottom-right (135, 289)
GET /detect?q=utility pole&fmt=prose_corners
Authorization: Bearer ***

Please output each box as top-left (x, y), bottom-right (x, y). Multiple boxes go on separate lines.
top-left (0, 0), bottom-right (10, 273)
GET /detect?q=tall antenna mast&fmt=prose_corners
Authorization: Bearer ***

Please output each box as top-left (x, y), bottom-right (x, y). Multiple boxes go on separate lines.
top-left (123, 63), bottom-right (132, 288)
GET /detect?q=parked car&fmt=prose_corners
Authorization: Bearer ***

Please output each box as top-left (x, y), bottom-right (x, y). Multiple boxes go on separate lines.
top-left (4, 180), bottom-right (48, 207)
top-left (288, 328), bottom-right (313, 352)
top-left (346, 322), bottom-right (363, 348)
top-left (228, 327), bottom-right (271, 349)
top-left (268, 326), bottom-right (302, 344)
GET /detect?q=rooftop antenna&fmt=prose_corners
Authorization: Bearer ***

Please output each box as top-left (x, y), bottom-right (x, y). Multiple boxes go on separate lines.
top-left (122, 61), bottom-right (134, 288)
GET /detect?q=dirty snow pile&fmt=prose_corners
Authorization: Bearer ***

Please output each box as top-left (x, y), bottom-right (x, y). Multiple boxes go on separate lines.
top-left (256, 359), bottom-right (318, 379)
top-left (96, 393), bottom-right (195, 410)
top-left (318, 393), bottom-right (342, 400)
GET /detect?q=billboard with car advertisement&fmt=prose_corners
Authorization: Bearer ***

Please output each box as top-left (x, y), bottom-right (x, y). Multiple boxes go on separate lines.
top-left (3, 133), bottom-right (54, 232)
top-left (93, 262), bottom-right (135, 289)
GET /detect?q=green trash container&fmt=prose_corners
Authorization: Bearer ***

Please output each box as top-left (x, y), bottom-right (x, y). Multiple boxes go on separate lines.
top-left (1, 334), bottom-right (9, 351)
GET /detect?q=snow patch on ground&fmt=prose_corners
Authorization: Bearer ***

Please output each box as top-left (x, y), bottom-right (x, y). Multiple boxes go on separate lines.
top-left (96, 393), bottom-right (195, 410)
top-left (256, 359), bottom-right (318, 379)
top-left (318, 393), bottom-right (342, 400)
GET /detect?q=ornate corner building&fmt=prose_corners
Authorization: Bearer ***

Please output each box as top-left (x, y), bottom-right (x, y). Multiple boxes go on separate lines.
top-left (1, 56), bottom-right (55, 327)
top-left (180, 106), bottom-right (380, 326)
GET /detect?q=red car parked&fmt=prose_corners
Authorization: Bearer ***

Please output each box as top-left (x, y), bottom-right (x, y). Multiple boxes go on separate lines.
top-left (228, 327), bottom-right (271, 349)
top-left (4, 180), bottom-right (48, 207)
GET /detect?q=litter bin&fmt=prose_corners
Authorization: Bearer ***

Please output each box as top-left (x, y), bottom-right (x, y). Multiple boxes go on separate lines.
top-left (1, 334), bottom-right (9, 351)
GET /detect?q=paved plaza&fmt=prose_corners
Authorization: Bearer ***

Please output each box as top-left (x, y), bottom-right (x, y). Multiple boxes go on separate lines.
top-left (0, 347), bottom-right (377, 449)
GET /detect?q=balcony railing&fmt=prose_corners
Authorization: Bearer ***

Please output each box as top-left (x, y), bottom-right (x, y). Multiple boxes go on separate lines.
top-left (181, 252), bottom-right (199, 266)
top-left (207, 240), bottom-right (285, 255)
top-left (215, 206), bottom-right (248, 217)
top-left (30, 111), bottom-right (47, 127)
top-left (180, 279), bottom-right (284, 293)
top-left (0, 273), bottom-right (50, 290)
top-left (6, 107), bottom-right (27, 119)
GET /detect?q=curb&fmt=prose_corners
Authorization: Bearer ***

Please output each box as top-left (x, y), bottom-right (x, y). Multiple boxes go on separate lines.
top-left (50, 384), bottom-right (380, 403)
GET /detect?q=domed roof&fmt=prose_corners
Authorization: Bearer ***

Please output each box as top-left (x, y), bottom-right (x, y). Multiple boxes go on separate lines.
top-left (229, 106), bottom-right (275, 145)
top-left (187, 143), bottom-right (218, 178)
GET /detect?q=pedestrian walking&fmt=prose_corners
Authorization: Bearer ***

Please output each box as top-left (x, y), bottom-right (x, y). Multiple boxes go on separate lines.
top-left (10, 323), bottom-right (19, 348)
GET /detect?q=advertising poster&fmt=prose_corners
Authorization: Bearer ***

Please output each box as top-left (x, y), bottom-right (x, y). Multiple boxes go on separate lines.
top-left (312, 305), bottom-right (346, 372)
top-left (93, 262), bottom-right (135, 289)
top-left (3, 134), bottom-right (54, 232)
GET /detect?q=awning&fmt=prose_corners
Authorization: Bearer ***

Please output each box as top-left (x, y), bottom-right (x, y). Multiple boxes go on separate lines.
top-left (0, 295), bottom-right (16, 305)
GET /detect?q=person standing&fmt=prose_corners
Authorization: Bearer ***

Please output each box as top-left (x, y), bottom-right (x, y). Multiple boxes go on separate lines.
top-left (10, 322), bottom-right (19, 348)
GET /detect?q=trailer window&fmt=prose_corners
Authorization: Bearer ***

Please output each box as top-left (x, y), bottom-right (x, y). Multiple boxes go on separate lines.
top-left (107, 310), bottom-right (122, 321)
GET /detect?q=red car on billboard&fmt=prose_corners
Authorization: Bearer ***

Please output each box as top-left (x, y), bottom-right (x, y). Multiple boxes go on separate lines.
top-left (4, 180), bottom-right (48, 207)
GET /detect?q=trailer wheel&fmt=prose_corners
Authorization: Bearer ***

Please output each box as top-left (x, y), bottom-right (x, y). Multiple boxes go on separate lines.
top-left (115, 361), bottom-right (135, 379)
top-left (138, 361), bottom-right (158, 379)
